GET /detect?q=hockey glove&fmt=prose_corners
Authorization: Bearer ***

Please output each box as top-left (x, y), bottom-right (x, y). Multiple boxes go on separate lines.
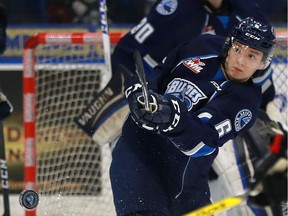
top-left (0, 92), bottom-right (13, 120)
top-left (124, 74), bottom-right (187, 133)
top-left (126, 90), bottom-right (187, 133)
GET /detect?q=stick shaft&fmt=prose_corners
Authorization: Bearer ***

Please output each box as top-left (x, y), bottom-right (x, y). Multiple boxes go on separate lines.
top-left (99, 0), bottom-right (112, 89)
top-left (134, 50), bottom-right (151, 112)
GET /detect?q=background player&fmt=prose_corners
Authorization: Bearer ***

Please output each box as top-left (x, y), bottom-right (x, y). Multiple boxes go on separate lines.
top-left (110, 17), bottom-right (276, 216)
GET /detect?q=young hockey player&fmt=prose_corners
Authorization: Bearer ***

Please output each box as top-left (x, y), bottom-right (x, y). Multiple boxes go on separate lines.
top-left (109, 17), bottom-right (276, 216)
top-left (73, 1), bottom-right (283, 215)
top-left (74, 0), bottom-right (274, 143)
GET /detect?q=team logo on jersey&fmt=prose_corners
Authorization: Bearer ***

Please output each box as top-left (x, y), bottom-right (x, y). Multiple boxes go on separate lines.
top-left (183, 58), bottom-right (205, 74)
top-left (156, 0), bottom-right (178, 15)
top-left (165, 78), bottom-right (207, 111)
top-left (234, 109), bottom-right (252, 132)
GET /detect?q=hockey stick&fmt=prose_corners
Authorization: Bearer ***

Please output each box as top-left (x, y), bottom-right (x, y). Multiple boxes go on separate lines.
top-left (0, 121), bottom-right (10, 216)
top-left (133, 50), bottom-right (152, 112)
top-left (183, 152), bottom-right (279, 216)
top-left (99, 0), bottom-right (112, 90)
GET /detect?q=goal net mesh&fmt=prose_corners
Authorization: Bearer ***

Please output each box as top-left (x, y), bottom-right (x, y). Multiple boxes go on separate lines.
top-left (35, 64), bottom-right (112, 215)
top-left (271, 32), bottom-right (287, 125)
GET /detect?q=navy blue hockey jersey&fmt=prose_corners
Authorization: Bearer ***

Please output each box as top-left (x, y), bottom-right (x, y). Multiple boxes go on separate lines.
top-left (124, 34), bottom-right (262, 157)
top-left (111, 0), bottom-right (208, 74)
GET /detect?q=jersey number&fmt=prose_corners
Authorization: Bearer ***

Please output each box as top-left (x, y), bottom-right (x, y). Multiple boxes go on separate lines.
top-left (215, 119), bottom-right (232, 138)
top-left (130, 18), bottom-right (154, 44)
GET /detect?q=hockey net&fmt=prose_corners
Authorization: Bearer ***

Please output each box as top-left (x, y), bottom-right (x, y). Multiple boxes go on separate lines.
top-left (23, 31), bottom-right (287, 216)
top-left (23, 32), bottom-right (123, 216)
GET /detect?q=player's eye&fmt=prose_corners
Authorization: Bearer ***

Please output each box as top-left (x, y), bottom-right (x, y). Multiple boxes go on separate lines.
top-left (248, 54), bottom-right (256, 60)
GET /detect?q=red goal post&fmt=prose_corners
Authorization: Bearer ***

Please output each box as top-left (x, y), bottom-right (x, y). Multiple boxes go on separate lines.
top-left (22, 31), bottom-right (287, 216)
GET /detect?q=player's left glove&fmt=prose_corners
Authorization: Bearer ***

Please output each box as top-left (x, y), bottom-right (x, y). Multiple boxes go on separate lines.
top-left (0, 92), bottom-right (13, 120)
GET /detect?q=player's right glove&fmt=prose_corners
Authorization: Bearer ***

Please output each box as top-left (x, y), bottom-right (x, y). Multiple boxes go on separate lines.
top-left (0, 92), bottom-right (13, 120)
top-left (124, 75), bottom-right (187, 133)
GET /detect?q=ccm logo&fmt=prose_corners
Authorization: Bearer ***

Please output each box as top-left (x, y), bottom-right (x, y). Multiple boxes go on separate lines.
top-left (245, 32), bottom-right (260, 40)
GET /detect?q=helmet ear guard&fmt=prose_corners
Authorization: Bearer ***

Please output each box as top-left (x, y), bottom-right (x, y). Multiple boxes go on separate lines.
top-left (261, 46), bottom-right (275, 70)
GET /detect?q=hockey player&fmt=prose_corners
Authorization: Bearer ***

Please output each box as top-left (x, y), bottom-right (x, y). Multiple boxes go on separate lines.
top-left (74, 0), bottom-right (274, 144)
top-left (109, 17), bottom-right (276, 216)
top-left (73, 1), bottom-right (281, 215)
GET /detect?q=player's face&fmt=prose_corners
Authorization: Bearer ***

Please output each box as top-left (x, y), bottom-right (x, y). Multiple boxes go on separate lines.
top-left (224, 41), bottom-right (265, 82)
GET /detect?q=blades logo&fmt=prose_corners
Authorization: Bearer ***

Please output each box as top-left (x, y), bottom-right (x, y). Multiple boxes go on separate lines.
top-left (156, 0), bottom-right (178, 15)
top-left (183, 58), bottom-right (205, 74)
top-left (165, 78), bottom-right (207, 111)
top-left (235, 109), bottom-right (252, 132)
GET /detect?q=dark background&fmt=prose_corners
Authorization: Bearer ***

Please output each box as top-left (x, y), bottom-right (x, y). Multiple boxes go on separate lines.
top-left (5, 0), bottom-right (288, 25)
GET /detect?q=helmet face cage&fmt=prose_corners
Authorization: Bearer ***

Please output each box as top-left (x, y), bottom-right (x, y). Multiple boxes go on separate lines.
top-left (223, 17), bottom-right (276, 70)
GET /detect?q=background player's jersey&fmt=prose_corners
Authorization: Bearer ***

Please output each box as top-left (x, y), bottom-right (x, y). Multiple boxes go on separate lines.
top-left (111, 0), bottom-right (208, 74)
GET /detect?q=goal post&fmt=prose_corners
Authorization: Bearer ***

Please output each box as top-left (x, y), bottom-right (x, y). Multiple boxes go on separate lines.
top-left (23, 32), bottom-right (123, 216)
top-left (22, 31), bottom-right (287, 216)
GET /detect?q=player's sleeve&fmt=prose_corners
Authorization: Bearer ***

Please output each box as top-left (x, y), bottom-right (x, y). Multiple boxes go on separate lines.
top-left (166, 82), bottom-right (262, 157)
